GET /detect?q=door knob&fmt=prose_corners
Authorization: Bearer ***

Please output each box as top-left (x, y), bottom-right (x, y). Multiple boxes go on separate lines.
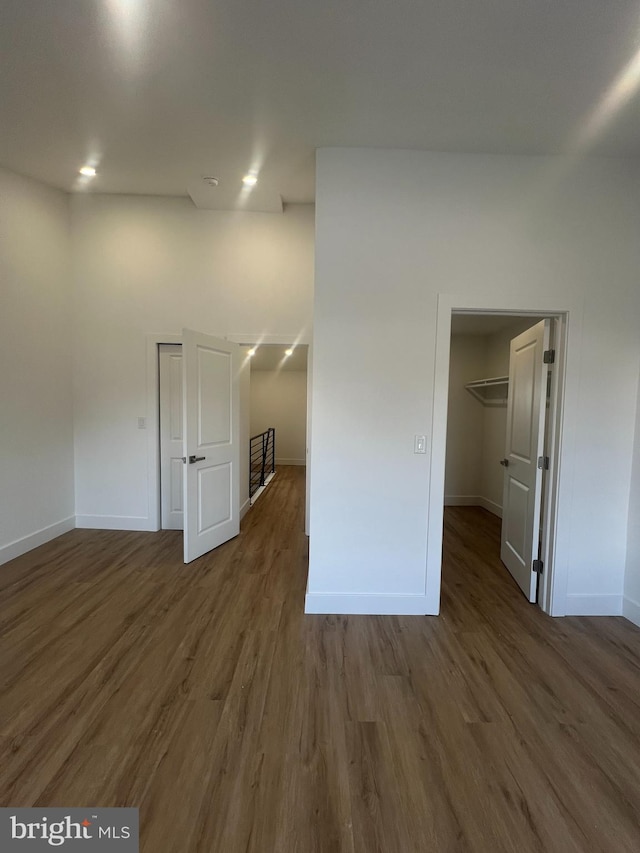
top-left (499, 458), bottom-right (509, 467)
top-left (189, 455), bottom-right (205, 464)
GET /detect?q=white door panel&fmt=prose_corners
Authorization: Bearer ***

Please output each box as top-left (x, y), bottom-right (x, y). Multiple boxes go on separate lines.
top-left (510, 340), bottom-right (537, 460)
top-left (500, 320), bottom-right (549, 601)
top-left (183, 329), bottom-right (239, 564)
top-left (159, 345), bottom-right (184, 530)
top-left (197, 347), bottom-right (231, 445)
top-left (197, 463), bottom-right (232, 531)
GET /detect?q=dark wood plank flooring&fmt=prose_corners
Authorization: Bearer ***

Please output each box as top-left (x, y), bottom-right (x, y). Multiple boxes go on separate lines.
top-left (1, 469), bottom-right (639, 851)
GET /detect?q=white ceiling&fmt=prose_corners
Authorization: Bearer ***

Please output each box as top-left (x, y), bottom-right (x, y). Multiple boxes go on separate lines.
top-left (3, 1), bottom-right (640, 210)
top-left (244, 344), bottom-right (308, 371)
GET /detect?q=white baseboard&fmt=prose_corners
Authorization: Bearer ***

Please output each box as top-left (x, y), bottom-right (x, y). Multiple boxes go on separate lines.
top-left (75, 515), bottom-right (155, 532)
top-left (623, 596), bottom-right (640, 628)
top-left (0, 516), bottom-right (76, 566)
top-left (478, 496), bottom-right (502, 518)
top-left (444, 495), bottom-right (479, 506)
top-left (276, 458), bottom-right (306, 466)
top-left (564, 593), bottom-right (623, 616)
top-left (249, 471), bottom-right (277, 506)
top-left (444, 495), bottom-right (502, 518)
top-left (304, 592), bottom-right (435, 616)
top-left (240, 498), bottom-right (251, 521)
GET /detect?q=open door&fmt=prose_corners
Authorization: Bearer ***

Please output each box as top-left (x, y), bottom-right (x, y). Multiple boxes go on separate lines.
top-left (182, 329), bottom-right (240, 564)
top-left (500, 319), bottom-right (550, 601)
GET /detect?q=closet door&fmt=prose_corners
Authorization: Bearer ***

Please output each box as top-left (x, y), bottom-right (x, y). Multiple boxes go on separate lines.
top-left (500, 320), bottom-right (549, 601)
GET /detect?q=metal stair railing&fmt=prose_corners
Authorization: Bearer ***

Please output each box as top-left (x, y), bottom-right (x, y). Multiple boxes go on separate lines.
top-left (249, 427), bottom-right (275, 500)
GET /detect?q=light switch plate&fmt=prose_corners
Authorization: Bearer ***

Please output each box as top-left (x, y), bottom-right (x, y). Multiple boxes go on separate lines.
top-left (414, 434), bottom-right (427, 454)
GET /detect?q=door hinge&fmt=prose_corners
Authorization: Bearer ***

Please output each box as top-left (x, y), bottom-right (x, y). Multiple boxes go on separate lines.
top-left (543, 349), bottom-right (555, 364)
top-left (533, 559), bottom-right (544, 574)
top-left (537, 455), bottom-right (550, 470)
top-left (181, 456), bottom-right (187, 463)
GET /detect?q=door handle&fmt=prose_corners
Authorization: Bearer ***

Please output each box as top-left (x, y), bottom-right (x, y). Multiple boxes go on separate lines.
top-left (189, 455), bottom-right (205, 464)
top-left (499, 458), bottom-right (509, 467)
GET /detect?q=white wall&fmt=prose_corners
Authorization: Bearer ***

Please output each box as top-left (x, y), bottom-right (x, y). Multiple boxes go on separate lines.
top-left (444, 335), bottom-right (485, 501)
top-left (0, 167), bottom-right (75, 563)
top-left (71, 195), bottom-right (314, 528)
top-left (624, 370), bottom-right (640, 627)
top-left (250, 370), bottom-right (307, 465)
top-left (308, 148), bottom-right (640, 616)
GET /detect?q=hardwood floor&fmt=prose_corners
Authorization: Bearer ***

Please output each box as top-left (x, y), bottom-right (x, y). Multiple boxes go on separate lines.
top-left (1, 469), bottom-right (639, 851)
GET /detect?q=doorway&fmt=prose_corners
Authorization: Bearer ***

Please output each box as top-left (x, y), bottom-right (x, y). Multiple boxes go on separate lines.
top-left (157, 340), bottom-right (244, 535)
top-left (443, 314), bottom-right (552, 605)
top-left (248, 345), bottom-right (308, 460)
top-left (154, 338), bottom-right (310, 542)
top-left (154, 331), bottom-right (242, 563)
top-left (427, 297), bottom-right (572, 617)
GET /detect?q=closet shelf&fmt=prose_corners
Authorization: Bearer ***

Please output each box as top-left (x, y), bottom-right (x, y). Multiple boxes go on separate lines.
top-left (464, 376), bottom-right (508, 407)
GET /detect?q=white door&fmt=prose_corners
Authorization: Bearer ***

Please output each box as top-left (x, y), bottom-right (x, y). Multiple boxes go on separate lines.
top-left (183, 329), bottom-right (240, 564)
top-left (159, 344), bottom-right (184, 530)
top-left (500, 319), bottom-right (550, 601)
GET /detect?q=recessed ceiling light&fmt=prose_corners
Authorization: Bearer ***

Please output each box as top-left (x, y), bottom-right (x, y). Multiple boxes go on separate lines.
top-left (79, 165), bottom-right (96, 177)
top-left (248, 347), bottom-right (256, 356)
top-left (242, 174), bottom-right (258, 187)
top-left (285, 348), bottom-right (293, 356)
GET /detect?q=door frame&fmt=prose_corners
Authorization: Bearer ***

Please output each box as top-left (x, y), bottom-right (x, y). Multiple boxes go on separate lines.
top-left (147, 333), bottom-right (182, 532)
top-left (145, 332), bottom-right (312, 534)
top-left (226, 333), bottom-right (313, 537)
top-left (427, 294), bottom-right (583, 617)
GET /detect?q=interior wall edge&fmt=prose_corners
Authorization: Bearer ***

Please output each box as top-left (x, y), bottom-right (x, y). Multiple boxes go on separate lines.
top-left (622, 595), bottom-right (640, 628)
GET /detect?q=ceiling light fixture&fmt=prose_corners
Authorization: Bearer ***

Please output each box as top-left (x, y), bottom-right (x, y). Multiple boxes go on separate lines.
top-left (248, 347), bottom-right (256, 356)
top-left (79, 165), bottom-right (96, 177)
top-left (285, 348), bottom-right (293, 356)
top-left (242, 174), bottom-right (258, 187)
